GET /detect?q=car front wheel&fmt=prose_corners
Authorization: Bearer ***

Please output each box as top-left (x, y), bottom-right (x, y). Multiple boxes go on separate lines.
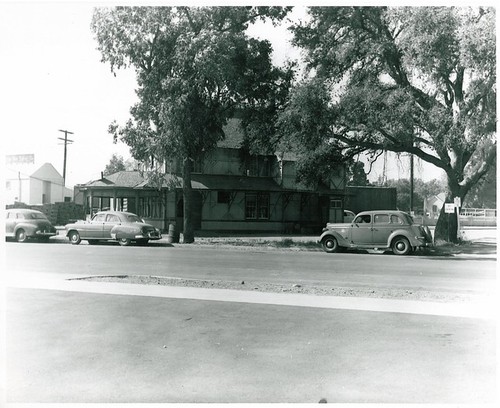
top-left (392, 236), bottom-right (411, 255)
top-left (69, 231), bottom-right (81, 245)
top-left (321, 236), bottom-right (339, 253)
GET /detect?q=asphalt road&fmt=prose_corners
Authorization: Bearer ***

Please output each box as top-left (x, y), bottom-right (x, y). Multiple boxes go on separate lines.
top-left (3, 240), bottom-right (498, 403)
top-left (5, 240), bottom-right (496, 297)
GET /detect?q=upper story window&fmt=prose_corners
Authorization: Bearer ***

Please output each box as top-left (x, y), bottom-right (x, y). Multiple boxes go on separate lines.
top-left (245, 156), bottom-right (271, 177)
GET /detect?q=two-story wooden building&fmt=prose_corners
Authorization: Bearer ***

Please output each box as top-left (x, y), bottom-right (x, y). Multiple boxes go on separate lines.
top-left (74, 120), bottom-right (348, 234)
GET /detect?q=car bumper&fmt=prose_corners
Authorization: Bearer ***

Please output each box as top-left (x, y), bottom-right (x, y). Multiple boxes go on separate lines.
top-left (35, 231), bottom-right (57, 237)
top-left (133, 232), bottom-right (162, 240)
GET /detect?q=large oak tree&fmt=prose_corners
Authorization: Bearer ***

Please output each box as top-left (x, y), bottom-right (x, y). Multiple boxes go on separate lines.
top-left (283, 6), bottom-right (495, 242)
top-left (91, 6), bottom-right (291, 242)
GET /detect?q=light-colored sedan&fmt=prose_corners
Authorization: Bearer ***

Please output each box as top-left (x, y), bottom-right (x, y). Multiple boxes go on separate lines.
top-left (318, 210), bottom-right (433, 255)
top-left (64, 211), bottom-right (162, 246)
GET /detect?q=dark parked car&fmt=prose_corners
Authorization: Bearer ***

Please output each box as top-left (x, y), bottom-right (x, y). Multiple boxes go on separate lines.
top-left (5, 208), bottom-right (57, 242)
top-left (64, 210), bottom-right (162, 246)
top-left (318, 210), bottom-right (433, 255)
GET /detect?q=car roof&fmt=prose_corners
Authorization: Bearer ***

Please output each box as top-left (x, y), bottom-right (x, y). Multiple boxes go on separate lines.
top-left (95, 210), bottom-right (138, 216)
top-left (7, 208), bottom-right (44, 214)
top-left (356, 210), bottom-right (409, 216)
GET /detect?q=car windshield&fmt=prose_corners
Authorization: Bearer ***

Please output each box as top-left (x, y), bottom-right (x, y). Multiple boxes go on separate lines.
top-left (28, 213), bottom-right (48, 220)
top-left (126, 214), bottom-right (143, 223)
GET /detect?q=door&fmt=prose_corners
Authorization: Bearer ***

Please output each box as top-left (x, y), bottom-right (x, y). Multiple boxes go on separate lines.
top-left (351, 213), bottom-right (373, 245)
top-left (371, 213), bottom-right (392, 246)
top-left (82, 213), bottom-right (106, 238)
top-left (103, 213), bottom-right (121, 238)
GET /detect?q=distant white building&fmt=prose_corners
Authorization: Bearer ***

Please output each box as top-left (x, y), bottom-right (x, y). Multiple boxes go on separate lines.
top-left (5, 155), bottom-right (73, 205)
top-left (423, 193), bottom-right (446, 219)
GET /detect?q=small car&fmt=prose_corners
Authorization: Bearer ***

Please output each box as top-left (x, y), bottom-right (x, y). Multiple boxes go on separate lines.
top-left (5, 208), bottom-right (57, 242)
top-left (318, 210), bottom-right (433, 255)
top-left (64, 210), bottom-right (162, 246)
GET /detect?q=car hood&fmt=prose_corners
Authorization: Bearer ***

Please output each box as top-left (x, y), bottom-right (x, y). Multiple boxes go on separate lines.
top-left (325, 223), bottom-right (352, 229)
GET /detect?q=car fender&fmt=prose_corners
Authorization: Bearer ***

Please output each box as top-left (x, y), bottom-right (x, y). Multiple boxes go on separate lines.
top-left (14, 222), bottom-right (37, 235)
top-left (387, 229), bottom-right (419, 247)
top-left (111, 224), bottom-right (140, 239)
top-left (319, 229), bottom-right (350, 247)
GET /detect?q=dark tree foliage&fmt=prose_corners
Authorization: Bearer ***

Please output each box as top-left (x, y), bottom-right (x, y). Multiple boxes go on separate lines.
top-left (103, 154), bottom-right (126, 176)
top-left (92, 6), bottom-right (292, 242)
top-left (283, 6), bottom-right (496, 242)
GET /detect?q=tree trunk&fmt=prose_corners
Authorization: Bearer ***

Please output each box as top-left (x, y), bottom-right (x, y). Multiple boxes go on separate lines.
top-left (434, 202), bottom-right (459, 243)
top-left (182, 158), bottom-right (195, 243)
top-left (434, 181), bottom-right (463, 243)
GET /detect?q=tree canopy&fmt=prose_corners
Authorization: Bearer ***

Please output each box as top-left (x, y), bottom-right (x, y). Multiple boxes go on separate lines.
top-left (103, 153), bottom-right (126, 176)
top-left (91, 6), bottom-right (292, 242)
top-left (281, 6), bottom-right (496, 241)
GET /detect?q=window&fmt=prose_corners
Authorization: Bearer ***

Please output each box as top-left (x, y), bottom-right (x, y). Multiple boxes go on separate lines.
top-left (245, 156), bottom-right (271, 177)
top-left (6, 181), bottom-right (11, 190)
top-left (218, 191), bottom-right (230, 204)
top-left (93, 214), bottom-right (106, 222)
top-left (390, 215), bottom-right (404, 224)
top-left (139, 196), bottom-right (162, 218)
top-left (374, 214), bottom-right (390, 224)
top-left (245, 194), bottom-right (257, 219)
top-left (354, 214), bottom-right (371, 224)
top-left (330, 199), bottom-right (342, 209)
top-left (245, 193), bottom-right (270, 220)
top-left (106, 214), bottom-right (120, 223)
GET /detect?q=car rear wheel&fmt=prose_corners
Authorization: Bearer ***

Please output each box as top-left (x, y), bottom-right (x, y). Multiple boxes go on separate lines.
top-left (118, 238), bottom-right (131, 246)
top-left (392, 236), bottom-right (411, 255)
top-left (321, 236), bottom-right (339, 253)
top-left (16, 229), bottom-right (27, 243)
top-left (69, 231), bottom-right (81, 245)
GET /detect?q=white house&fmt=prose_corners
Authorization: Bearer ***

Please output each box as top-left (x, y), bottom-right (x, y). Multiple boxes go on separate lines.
top-left (5, 158), bottom-right (73, 205)
top-left (423, 192), bottom-right (446, 219)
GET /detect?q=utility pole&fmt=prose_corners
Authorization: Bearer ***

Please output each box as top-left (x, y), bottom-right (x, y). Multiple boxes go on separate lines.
top-left (58, 129), bottom-right (74, 187)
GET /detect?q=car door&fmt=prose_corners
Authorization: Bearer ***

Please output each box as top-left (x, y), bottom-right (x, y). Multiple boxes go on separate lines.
top-left (83, 213), bottom-right (106, 238)
top-left (103, 213), bottom-right (121, 238)
top-left (371, 213), bottom-right (392, 246)
top-left (351, 214), bottom-right (373, 245)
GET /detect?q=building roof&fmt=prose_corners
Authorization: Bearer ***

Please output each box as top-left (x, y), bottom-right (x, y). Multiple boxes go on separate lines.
top-left (85, 171), bottom-right (145, 188)
top-left (30, 163), bottom-right (63, 181)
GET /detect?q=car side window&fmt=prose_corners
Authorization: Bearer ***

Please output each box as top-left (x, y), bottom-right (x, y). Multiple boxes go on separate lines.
top-left (106, 214), bottom-right (120, 223)
top-left (93, 214), bottom-right (106, 222)
top-left (390, 215), bottom-right (404, 224)
top-left (374, 214), bottom-right (390, 224)
top-left (354, 214), bottom-right (371, 224)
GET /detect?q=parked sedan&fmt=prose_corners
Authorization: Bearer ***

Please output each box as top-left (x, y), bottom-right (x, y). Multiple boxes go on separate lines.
top-left (318, 210), bottom-right (433, 255)
top-left (64, 211), bottom-right (162, 246)
top-left (5, 208), bottom-right (57, 242)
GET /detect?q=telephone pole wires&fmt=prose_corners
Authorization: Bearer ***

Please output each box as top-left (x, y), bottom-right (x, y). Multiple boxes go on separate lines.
top-left (58, 129), bottom-right (74, 187)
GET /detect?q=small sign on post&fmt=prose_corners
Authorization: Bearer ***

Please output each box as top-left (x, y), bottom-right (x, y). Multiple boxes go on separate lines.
top-left (444, 203), bottom-right (455, 214)
top-left (454, 196), bottom-right (461, 239)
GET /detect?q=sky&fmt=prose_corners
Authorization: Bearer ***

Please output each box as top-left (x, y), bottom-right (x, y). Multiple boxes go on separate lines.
top-left (1, 1), bottom-right (446, 190)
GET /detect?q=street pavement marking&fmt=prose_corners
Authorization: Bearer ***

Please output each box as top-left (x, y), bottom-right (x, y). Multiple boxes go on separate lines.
top-left (5, 275), bottom-right (495, 320)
